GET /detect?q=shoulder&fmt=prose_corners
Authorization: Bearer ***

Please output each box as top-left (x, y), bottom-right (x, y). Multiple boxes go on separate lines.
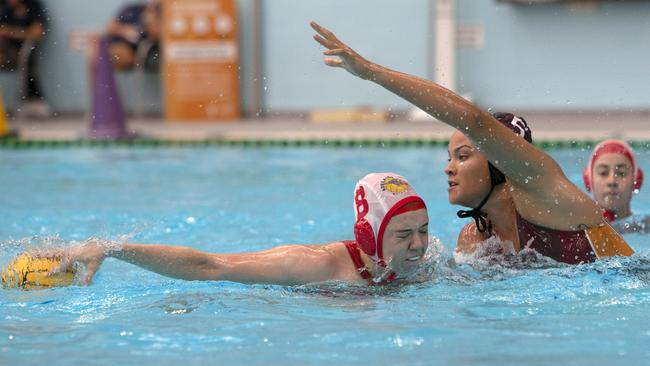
top-left (273, 242), bottom-right (344, 270)
top-left (321, 241), bottom-right (370, 281)
top-left (455, 222), bottom-right (488, 254)
top-left (320, 241), bottom-right (351, 265)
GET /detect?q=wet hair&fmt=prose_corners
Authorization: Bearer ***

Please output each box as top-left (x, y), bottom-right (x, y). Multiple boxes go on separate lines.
top-left (456, 112), bottom-right (534, 232)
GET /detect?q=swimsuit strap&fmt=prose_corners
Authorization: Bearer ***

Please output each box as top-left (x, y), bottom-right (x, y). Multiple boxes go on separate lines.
top-left (343, 240), bottom-right (373, 280)
top-left (343, 241), bottom-right (398, 284)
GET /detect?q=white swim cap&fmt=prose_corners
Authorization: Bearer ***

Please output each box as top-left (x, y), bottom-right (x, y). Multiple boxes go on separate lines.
top-left (353, 172), bottom-right (426, 266)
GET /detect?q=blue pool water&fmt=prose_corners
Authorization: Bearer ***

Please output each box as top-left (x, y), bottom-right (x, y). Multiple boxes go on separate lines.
top-left (2, 146), bottom-right (650, 365)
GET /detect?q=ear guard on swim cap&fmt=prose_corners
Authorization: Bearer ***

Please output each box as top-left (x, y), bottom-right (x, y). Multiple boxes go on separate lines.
top-left (582, 166), bottom-right (592, 192)
top-left (583, 139), bottom-right (643, 192)
top-left (353, 173), bottom-right (426, 265)
top-left (354, 218), bottom-right (376, 256)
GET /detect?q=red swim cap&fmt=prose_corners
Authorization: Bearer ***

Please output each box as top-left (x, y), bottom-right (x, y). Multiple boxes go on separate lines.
top-left (583, 139), bottom-right (643, 193)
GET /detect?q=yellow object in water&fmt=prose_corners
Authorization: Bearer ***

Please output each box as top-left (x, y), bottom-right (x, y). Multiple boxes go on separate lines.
top-left (1, 253), bottom-right (76, 289)
top-left (0, 88), bottom-right (9, 137)
top-left (588, 223), bottom-right (635, 258)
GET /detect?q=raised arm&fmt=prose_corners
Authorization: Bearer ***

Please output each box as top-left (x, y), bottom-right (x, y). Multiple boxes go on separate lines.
top-left (311, 21), bottom-right (601, 228)
top-left (50, 240), bottom-right (343, 286)
top-left (311, 22), bottom-right (555, 187)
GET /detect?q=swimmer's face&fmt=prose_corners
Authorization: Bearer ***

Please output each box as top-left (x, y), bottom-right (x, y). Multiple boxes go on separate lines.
top-left (444, 132), bottom-right (492, 207)
top-left (382, 208), bottom-right (429, 275)
top-left (591, 153), bottom-right (635, 214)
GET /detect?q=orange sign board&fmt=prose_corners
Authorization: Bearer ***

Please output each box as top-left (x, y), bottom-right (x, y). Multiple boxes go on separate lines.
top-left (162, 0), bottom-right (240, 121)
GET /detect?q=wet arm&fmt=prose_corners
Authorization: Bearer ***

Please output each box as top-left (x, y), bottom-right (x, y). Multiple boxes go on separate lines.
top-left (312, 21), bottom-right (561, 189)
top-left (110, 243), bottom-right (338, 286)
top-left (366, 63), bottom-right (562, 189)
top-left (109, 244), bottom-right (224, 281)
top-left (366, 62), bottom-right (601, 226)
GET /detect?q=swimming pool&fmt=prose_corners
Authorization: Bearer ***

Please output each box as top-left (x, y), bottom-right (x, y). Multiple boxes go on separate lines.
top-left (2, 146), bottom-right (650, 365)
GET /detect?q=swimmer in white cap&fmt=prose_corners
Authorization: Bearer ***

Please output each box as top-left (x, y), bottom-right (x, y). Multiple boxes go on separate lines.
top-left (311, 21), bottom-right (634, 263)
top-left (42, 173), bottom-right (428, 286)
top-left (584, 139), bottom-right (648, 233)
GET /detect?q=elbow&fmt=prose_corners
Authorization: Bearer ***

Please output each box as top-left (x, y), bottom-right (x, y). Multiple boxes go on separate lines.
top-left (196, 254), bottom-right (226, 281)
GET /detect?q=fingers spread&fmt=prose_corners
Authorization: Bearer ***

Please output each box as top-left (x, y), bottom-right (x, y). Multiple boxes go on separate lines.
top-left (324, 48), bottom-right (345, 56)
top-left (310, 21), bottom-right (340, 43)
top-left (310, 21), bottom-right (328, 36)
top-left (309, 21), bottom-right (321, 31)
top-left (324, 58), bottom-right (343, 67)
top-left (313, 34), bottom-right (337, 49)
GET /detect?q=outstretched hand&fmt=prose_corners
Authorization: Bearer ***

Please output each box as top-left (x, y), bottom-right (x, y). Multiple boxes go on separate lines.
top-left (38, 240), bottom-right (109, 285)
top-left (310, 21), bottom-right (374, 80)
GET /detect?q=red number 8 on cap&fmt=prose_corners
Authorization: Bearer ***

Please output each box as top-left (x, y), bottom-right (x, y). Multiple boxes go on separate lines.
top-left (354, 186), bottom-right (377, 256)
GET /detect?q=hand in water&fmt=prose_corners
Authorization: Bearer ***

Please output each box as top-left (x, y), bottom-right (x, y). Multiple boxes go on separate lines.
top-left (310, 21), bottom-right (374, 80)
top-left (38, 240), bottom-right (108, 285)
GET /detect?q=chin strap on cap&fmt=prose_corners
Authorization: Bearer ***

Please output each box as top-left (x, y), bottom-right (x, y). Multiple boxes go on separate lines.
top-left (456, 208), bottom-right (488, 233)
top-left (456, 183), bottom-right (498, 233)
top-left (456, 162), bottom-right (504, 233)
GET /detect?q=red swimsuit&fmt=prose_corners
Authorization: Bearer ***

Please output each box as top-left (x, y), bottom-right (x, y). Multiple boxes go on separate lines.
top-left (343, 240), bottom-right (396, 284)
top-left (343, 240), bottom-right (373, 280)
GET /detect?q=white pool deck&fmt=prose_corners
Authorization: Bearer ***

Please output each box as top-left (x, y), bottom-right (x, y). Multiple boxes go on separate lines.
top-left (8, 110), bottom-right (650, 143)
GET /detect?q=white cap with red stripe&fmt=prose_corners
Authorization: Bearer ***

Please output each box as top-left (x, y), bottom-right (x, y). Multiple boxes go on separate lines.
top-left (353, 173), bottom-right (426, 266)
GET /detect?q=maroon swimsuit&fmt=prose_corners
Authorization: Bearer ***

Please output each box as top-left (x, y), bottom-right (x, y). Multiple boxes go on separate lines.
top-left (515, 213), bottom-right (597, 264)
